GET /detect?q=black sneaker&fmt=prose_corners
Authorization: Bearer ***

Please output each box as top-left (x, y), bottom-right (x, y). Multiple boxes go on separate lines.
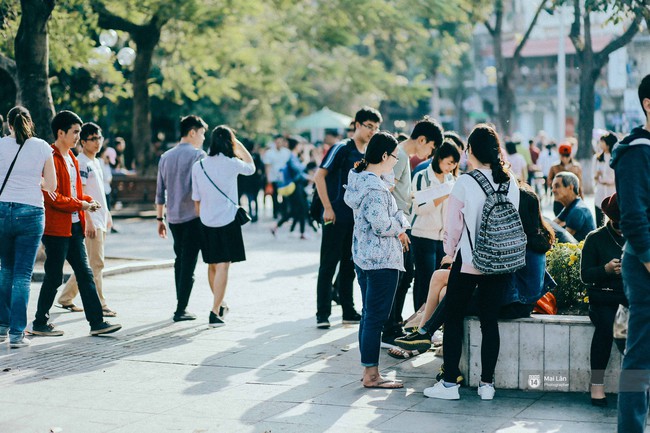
top-left (173, 311), bottom-right (197, 322)
top-left (342, 312), bottom-right (361, 324)
top-left (316, 319), bottom-right (330, 329)
top-left (218, 304), bottom-right (229, 318)
top-left (29, 323), bottom-right (64, 337)
top-left (394, 330), bottom-right (432, 352)
top-left (435, 363), bottom-right (464, 385)
top-left (209, 311), bottom-right (225, 328)
top-left (90, 321), bottom-right (122, 336)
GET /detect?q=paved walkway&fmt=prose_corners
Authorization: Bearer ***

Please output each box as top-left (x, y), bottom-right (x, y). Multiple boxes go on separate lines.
top-left (1, 208), bottom-right (622, 433)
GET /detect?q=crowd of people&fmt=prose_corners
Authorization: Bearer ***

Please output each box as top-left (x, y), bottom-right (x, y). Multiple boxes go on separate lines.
top-left (1, 74), bottom-right (649, 433)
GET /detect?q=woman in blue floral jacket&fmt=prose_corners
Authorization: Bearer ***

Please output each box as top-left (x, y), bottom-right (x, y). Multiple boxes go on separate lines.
top-left (344, 131), bottom-right (410, 389)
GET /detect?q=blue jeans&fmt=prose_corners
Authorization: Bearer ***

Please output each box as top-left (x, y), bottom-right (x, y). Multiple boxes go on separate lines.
top-left (618, 253), bottom-right (650, 433)
top-left (411, 236), bottom-right (444, 310)
top-left (0, 202), bottom-right (44, 340)
top-left (355, 266), bottom-right (399, 367)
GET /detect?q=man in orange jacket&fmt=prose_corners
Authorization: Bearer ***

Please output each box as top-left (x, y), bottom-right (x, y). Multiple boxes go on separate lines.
top-left (30, 111), bottom-right (121, 337)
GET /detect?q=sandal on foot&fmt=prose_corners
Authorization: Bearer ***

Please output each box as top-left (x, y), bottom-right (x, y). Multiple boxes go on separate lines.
top-left (363, 380), bottom-right (404, 389)
top-left (387, 347), bottom-right (421, 360)
top-left (57, 303), bottom-right (84, 312)
top-left (102, 308), bottom-right (117, 317)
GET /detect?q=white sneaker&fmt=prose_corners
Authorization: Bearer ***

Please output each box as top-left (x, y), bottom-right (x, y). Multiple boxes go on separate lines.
top-left (478, 383), bottom-right (496, 400)
top-left (423, 381), bottom-right (460, 400)
top-left (432, 330), bottom-right (444, 347)
top-left (9, 337), bottom-right (31, 349)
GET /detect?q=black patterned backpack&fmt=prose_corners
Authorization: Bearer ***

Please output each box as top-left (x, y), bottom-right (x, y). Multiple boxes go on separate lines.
top-left (465, 170), bottom-right (527, 274)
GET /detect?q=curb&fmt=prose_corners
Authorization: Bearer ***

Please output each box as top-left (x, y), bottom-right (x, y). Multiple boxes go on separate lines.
top-left (31, 259), bottom-right (174, 282)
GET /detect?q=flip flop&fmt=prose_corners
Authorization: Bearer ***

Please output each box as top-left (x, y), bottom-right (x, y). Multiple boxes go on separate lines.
top-left (102, 308), bottom-right (117, 317)
top-left (57, 303), bottom-right (84, 312)
top-left (363, 380), bottom-right (404, 389)
top-left (387, 347), bottom-right (421, 360)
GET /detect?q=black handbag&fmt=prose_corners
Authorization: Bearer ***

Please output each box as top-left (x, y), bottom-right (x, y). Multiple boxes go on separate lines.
top-left (200, 160), bottom-right (251, 226)
top-left (235, 206), bottom-right (252, 225)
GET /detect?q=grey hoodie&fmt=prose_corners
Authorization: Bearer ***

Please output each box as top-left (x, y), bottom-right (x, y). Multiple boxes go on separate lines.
top-left (344, 169), bottom-right (410, 271)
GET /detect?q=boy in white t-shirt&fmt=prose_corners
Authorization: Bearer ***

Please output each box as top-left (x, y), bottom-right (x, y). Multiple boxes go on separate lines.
top-left (57, 123), bottom-right (115, 316)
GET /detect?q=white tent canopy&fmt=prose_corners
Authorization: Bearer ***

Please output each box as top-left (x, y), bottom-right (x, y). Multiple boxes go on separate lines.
top-left (293, 107), bottom-right (352, 142)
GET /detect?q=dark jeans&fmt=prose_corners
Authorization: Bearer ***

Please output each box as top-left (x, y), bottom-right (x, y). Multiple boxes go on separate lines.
top-left (168, 218), bottom-right (202, 315)
top-left (244, 192), bottom-right (259, 222)
top-left (383, 231), bottom-right (414, 338)
top-left (589, 303), bottom-right (625, 384)
top-left (443, 252), bottom-right (509, 384)
top-left (0, 203), bottom-right (44, 337)
top-left (356, 266), bottom-right (399, 366)
top-left (618, 253), bottom-right (650, 433)
top-left (278, 186), bottom-right (308, 235)
top-left (271, 182), bottom-right (285, 219)
top-left (35, 223), bottom-right (103, 328)
top-left (411, 236), bottom-right (444, 310)
top-left (422, 296), bottom-right (447, 335)
top-left (316, 222), bottom-right (356, 320)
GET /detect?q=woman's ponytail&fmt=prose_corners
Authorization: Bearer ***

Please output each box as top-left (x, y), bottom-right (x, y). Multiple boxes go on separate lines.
top-left (490, 150), bottom-right (510, 184)
top-left (467, 123), bottom-right (510, 184)
top-left (7, 106), bottom-right (34, 145)
top-left (354, 158), bottom-right (369, 173)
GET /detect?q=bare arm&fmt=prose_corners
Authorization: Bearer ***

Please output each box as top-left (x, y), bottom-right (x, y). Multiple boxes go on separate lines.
top-left (234, 139), bottom-right (253, 164)
top-left (41, 156), bottom-right (57, 192)
top-left (194, 201), bottom-right (200, 216)
top-left (156, 204), bottom-right (167, 238)
top-left (314, 167), bottom-right (335, 223)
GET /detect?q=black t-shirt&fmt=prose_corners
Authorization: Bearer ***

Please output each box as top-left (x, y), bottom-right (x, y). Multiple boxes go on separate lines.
top-left (319, 139), bottom-right (364, 225)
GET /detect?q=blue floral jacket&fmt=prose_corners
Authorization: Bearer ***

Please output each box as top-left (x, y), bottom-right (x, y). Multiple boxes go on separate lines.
top-left (344, 170), bottom-right (410, 271)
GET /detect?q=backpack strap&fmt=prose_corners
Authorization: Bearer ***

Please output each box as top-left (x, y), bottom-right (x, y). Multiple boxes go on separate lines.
top-left (467, 170), bottom-right (495, 196)
top-left (0, 143), bottom-right (26, 197)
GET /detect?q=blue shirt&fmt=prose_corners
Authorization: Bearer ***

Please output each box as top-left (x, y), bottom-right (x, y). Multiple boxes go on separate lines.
top-left (320, 139), bottom-right (363, 225)
top-left (557, 198), bottom-right (595, 242)
top-left (156, 143), bottom-right (206, 224)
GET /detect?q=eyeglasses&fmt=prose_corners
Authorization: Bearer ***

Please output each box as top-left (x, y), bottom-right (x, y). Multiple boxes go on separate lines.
top-left (389, 153), bottom-right (399, 161)
top-left (361, 123), bottom-right (380, 132)
top-left (84, 136), bottom-right (104, 142)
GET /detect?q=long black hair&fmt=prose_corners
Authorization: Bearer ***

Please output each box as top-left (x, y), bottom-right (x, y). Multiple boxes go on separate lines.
top-left (7, 106), bottom-right (34, 145)
top-left (596, 132), bottom-right (617, 162)
top-left (354, 131), bottom-right (397, 173)
top-left (208, 125), bottom-right (236, 158)
top-left (467, 123), bottom-right (509, 184)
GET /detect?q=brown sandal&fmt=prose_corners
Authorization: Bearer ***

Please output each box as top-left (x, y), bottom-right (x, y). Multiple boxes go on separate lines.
top-left (57, 303), bottom-right (84, 312)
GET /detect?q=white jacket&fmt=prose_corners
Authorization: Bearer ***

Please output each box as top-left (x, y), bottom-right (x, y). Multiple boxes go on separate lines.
top-left (410, 166), bottom-right (454, 241)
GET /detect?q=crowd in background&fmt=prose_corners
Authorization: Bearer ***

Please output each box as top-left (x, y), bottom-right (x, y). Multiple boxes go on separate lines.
top-left (1, 74), bottom-right (649, 433)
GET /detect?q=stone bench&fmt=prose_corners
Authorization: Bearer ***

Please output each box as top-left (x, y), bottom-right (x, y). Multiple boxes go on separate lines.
top-left (459, 315), bottom-right (622, 392)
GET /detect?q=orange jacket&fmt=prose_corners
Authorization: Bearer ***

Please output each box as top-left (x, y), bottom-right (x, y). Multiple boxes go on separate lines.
top-left (43, 145), bottom-right (93, 237)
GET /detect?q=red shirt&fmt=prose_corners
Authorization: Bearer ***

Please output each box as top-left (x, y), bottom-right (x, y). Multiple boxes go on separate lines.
top-left (43, 145), bottom-right (93, 237)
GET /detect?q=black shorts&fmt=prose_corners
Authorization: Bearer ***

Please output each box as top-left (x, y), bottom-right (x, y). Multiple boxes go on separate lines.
top-left (200, 219), bottom-right (246, 264)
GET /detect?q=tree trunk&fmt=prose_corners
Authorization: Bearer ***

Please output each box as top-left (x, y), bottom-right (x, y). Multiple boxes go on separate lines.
top-left (131, 33), bottom-right (158, 174)
top-left (14, 0), bottom-right (55, 143)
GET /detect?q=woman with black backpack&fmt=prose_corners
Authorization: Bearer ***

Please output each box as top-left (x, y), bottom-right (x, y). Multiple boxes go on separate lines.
top-left (424, 123), bottom-right (522, 401)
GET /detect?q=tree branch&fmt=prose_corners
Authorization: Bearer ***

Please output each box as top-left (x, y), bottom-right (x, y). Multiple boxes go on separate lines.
top-left (91, 1), bottom-right (142, 34)
top-left (0, 53), bottom-right (17, 81)
top-left (513, 0), bottom-right (547, 61)
top-left (594, 15), bottom-right (642, 68)
top-left (484, 21), bottom-right (495, 36)
top-left (569, 0), bottom-right (583, 55)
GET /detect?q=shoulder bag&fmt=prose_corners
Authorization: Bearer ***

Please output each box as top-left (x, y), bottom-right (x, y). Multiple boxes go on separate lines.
top-left (199, 160), bottom-right (251, 225)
